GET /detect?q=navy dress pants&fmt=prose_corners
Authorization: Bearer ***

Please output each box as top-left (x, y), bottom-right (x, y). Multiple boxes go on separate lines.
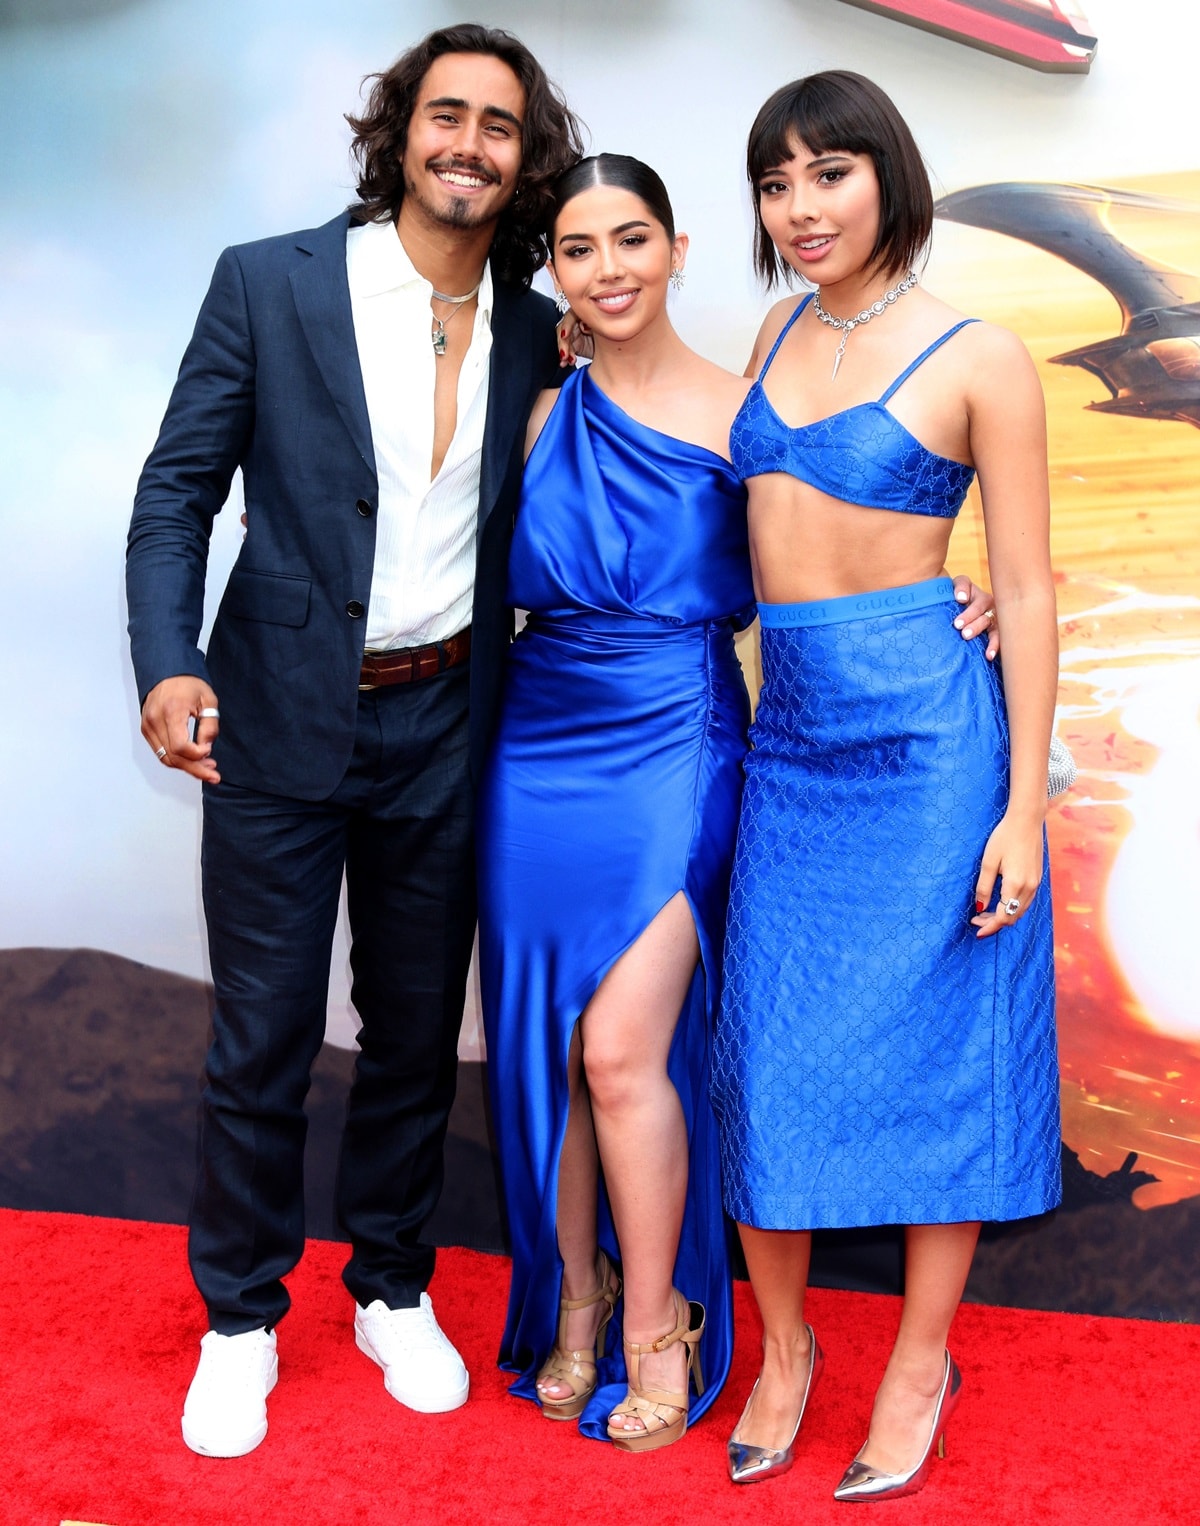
top-left (191, 666), bottom-right (475, 1334)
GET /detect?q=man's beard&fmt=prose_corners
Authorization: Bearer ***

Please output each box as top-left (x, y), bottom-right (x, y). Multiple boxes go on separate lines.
top-left (437, 195), bottom-right (481, 229)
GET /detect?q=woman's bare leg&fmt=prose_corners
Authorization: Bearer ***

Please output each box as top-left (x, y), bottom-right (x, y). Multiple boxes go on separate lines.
top-left (536, 1027), bottom-right (604, 1401)
top-left (855, 1221), bottom-right (980, 1471)
top-left (731, 1224), bottom-right (815, 1448)
top-left (581, 891), bottom-right (700, 1432)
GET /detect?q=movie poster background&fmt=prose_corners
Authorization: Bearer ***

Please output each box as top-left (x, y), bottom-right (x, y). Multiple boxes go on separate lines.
top-left (1, 0), bottom-right (1197, 1317)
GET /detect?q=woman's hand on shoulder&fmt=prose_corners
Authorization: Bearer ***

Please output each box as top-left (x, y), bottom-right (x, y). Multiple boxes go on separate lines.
top-left (525, 387), bottom-right (562, 461)
top-left (557, 309), bottom-right (592, 367)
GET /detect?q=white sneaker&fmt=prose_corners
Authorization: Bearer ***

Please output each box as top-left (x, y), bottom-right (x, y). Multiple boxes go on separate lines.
top-left (181, 1327), bottom-right (278, 1457)
top-left (354, 1294), bottom-right (469, 1413)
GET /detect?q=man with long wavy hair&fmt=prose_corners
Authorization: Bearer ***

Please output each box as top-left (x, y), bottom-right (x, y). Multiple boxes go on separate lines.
top-left (126, 23), bottom-right (583, 1457)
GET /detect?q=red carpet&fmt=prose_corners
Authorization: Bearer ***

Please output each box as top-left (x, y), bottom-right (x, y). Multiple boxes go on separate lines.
top-left (2, 1208), bottom-right (1195, 1526)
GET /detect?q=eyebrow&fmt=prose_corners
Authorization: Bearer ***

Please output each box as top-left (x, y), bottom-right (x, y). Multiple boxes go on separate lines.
top-left (556, 220), bottom-right (652, 244)
top-left (424, 95), bottom-right (523, 129)
top-left (758, 153), bottom-right (853, 177)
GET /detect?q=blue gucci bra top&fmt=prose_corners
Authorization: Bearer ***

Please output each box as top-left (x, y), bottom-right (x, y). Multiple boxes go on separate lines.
top-left (730, 295), bottom-right (979, 519)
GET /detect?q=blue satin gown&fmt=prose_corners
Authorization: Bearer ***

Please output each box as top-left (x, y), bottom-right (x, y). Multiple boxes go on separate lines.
top-left (478, 367), bottom-right (753, 1440)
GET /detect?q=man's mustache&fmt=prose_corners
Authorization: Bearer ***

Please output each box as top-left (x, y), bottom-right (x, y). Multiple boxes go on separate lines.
top-left (427, 158), bottom-right (502, 186)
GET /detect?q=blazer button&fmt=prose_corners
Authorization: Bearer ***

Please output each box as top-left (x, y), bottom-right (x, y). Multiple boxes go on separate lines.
top-left (355, 498), bottom-right (373, 517)
top-left (346, 600), bottom-right (365, 619)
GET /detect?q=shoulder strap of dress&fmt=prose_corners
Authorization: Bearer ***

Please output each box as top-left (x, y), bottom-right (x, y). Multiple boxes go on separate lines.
top-left (756, 294), bottom-right (814, 382)
top-left (879, 319), bottom-right (979, 403)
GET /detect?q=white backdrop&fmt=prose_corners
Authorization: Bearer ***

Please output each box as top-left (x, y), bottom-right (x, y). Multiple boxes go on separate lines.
top-left (1, 0), bottom-right (1194, 1053)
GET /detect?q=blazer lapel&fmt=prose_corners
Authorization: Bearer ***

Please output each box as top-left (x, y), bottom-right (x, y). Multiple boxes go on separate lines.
top-left (478, 280), bottom-right (532, 538)
top-left (289, 214), bottom-right (375, 472)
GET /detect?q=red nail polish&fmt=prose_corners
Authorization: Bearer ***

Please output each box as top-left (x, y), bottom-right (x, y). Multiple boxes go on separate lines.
top-left (975, 900), bottom-right (984, 914)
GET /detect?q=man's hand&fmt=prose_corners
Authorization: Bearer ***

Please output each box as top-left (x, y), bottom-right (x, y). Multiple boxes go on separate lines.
top-left (141, 677), bottom-right (221, 783)
top-left (950, 575), bottom-right (999, 660)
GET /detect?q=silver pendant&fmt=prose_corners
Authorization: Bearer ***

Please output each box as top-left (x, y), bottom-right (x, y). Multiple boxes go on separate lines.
top-left (813, 271), bottom-right (918, 380)
top-left (831, 328), bottom-right (851, 380)
top-left (431, 317), bottom-right (447, 357)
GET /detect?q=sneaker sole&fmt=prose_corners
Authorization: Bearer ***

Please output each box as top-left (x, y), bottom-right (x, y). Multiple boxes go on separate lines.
top-left (181, 1364), bottom-right (277, 1457)
top-left (181, 1415), bottom-right (270, 1457)
top-left (354, 1327), bottom-right (470, 1413)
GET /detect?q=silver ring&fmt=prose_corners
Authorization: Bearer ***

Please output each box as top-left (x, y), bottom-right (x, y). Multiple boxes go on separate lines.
top-left (198, 707), bottom-right (220, 719)
top-left (155, 745), bottom-right (167, 760)
top-left (1003, 897), bottom-right (1021, 915)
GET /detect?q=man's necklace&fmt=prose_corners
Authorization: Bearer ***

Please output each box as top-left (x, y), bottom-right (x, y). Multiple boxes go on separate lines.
top-left (430, 281), bottom-right (482, 357)
top-left (812, 270), bottom-right (919, 379)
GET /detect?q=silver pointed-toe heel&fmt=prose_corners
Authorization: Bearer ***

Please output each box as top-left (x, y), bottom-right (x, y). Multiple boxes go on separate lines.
top-left (833, 1350), bottom-right (961, 1503)
top-left (727, 1324), bottom-right (824, 1485)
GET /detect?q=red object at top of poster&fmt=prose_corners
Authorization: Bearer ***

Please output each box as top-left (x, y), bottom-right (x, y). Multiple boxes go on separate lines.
top-left (839, 0), bottom-right (1098, 72)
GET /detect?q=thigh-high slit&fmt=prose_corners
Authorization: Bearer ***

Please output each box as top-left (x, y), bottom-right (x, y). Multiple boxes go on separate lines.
top-left (478, 611), bottom-right (746, 1439)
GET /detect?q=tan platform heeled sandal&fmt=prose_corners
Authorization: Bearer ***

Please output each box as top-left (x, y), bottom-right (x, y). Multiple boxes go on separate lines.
top-left (536, 1249), bottom-right (622, 1420)
top-left (607, 1288), bottom-right (705, 1452)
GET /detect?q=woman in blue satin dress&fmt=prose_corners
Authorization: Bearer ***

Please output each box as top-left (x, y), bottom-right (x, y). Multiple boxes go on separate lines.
top-left (477, 155), bottom-right (755, 1449)
top-left (712, 73), bottom-right (1061, 1500)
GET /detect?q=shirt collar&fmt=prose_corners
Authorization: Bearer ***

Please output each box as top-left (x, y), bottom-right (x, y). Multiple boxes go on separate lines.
top-left (349, 217), bottom-right (493, 322)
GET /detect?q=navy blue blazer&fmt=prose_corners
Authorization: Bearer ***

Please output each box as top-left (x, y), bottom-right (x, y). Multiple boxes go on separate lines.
top-left (127, 212), bottom-right (560, 798)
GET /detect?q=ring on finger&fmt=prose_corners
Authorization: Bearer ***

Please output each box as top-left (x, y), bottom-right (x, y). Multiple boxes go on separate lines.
top-left (198, 707), bottom-right (220, 719)
top-left (155, 745), bottom-right (167, 760)
top-left (983, 609), bottom-right (995, 622)
top-left (1003, 897), bottom-right (1021, 915)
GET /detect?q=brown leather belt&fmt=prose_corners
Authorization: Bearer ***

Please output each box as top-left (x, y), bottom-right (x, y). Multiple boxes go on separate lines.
top-left (359, 627), bottom-right (471, 689)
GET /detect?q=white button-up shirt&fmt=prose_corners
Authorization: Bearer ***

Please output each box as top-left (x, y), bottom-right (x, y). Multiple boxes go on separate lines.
top-left (346, 217), bottom-right (493, 649)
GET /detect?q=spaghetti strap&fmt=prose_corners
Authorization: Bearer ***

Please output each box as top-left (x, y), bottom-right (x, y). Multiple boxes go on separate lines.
top-left (879, 319), bottom-right (978, 403)
top-left (756, 295), bottom-right (814, 382)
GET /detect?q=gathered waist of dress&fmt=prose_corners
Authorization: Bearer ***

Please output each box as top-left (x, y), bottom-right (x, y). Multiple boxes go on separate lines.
top-left (522, 608), bottom-right (749, 639)
top-left (757, 576), bottom-right (955, 630)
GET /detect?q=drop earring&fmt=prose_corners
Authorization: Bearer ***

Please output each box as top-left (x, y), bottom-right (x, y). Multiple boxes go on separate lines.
top-left (554, 289), bottom-right (571, 316)
top-left (669, 267), bottom-right (685, 293)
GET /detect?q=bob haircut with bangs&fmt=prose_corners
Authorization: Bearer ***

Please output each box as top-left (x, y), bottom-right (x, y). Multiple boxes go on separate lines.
top-left (747, 71), bottom-right (933, 288)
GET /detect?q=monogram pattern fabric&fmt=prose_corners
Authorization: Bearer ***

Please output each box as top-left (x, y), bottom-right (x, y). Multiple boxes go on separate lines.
top-left (729, 297), bottom-right (978, 518)
top-left (712, 598), bottom-right (1062, 1229)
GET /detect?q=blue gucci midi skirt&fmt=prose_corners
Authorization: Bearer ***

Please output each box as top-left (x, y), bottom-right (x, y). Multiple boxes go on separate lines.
top-left (712, 578), bottom-right (1061, 1228)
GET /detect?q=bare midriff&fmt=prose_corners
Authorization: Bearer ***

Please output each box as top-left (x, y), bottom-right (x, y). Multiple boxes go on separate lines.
top-left (746, 475), bottom-right (955, 605)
